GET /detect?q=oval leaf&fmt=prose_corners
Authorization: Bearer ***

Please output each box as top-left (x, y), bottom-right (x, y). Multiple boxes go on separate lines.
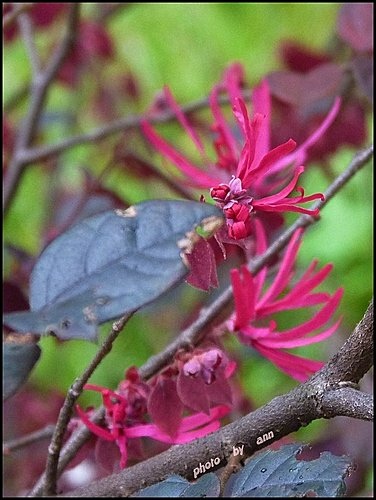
top-left (147, 378), bottom-right (183, 437)
top-left (336, 3), bottom-right (373, 52)
top-left (185, 238), bottom-right (219, 291)
top-left (3, 340), bottom-right (41, 400)
top-left (3, 200), bottom-right (223, 341)
top-left (227, 443), bottom-right (351, 497)
top-left (177, 371), bottom-right (210, 415)
top-left (182, 473), bottom-right (220, 497)
top-left (268, 64), bottom-right (343, 107)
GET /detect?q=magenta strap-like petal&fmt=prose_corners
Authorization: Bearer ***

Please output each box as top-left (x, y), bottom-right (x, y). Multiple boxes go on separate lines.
top-left (253, 218), bottom-right (268, 299)
top-left (259, 292), bottom-right (330, 316)
top-left (76, 405), bottom-right (114, 441)
top-left (266, 263), bottom-right (334, 311)
top-left (262, 289), bottom-right (343, 342)
top-left (254, 343), bottom-right (324, 381)
top-left (223, 62), bottom-right (246, 111)
top-left (259, 318), bottom-right (341, 348)
top-left (179, 405), bottom-right (229, 431)
top-left (250, 138), bottom-right (297, 183)
top-left (209, 85), bottom-right (239, 160)
top-left (141, 121), bottom-right (218, 188)
top-left (163, 86), bottom-right (206, 157)
top-left (251, 79), bottom-right (271, 164)
top-left (254, 165), bottom-right (305, 205)
top-left (231, 266), bottom-right (256, 328)
top-left (257, 228), bottom-right (303, 308)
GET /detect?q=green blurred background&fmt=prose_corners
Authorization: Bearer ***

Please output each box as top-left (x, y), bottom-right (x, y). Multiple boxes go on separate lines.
top-left (3, 2), bottom-right (372, 462)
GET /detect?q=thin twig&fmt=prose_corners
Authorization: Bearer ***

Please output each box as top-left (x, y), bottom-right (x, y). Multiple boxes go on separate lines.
top-left (3, 424), bottom-right (55, 454)
top-left (3, 3), bottom-right (80, 216)
top-left (14, 91), bottom-right (249, 167)
top-left (94, 3), bottom-right (132, 22)
top-left (42, 312), bottom-right (134, 496)
top-left (18, 10), bottom-right (41, 76)
top-left (3, 2), bottom-right (32, 28)
top-left (27, 408), bottom-right (105, 497)
top-left (218, 452), bottom-right (244, 497)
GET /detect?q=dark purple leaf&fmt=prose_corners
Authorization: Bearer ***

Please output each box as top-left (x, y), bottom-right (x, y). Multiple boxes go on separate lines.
top-left (3, 338), bottom-right (41, 400)
top-left (57, 21), bottom-right (114, 86)
top-left (176, 372), bottom-right (210, 415)
top-left (185, 238), bottom-right (218, 291)
top-left (182, 473), bottom-right (220, 497)
top-left (279, 40), bottom-right (332, 73)
top-left (3, 282), bottom-right (29, 313)
top-left (147, 378), bottom-right (183, 437)
top-left (351, 55), bottom-right (373, 103)
top-left (132, 475), bottom-right (189, 497)
top-left (337, 3), bottom-right (373, 53)
top-left (205, 372), bottom-right (233, 407)
top-left (3, 200), bottom-right (223, 341)
top-left (270, 99), bottom-right (367, 164)
top-left (31, 3), bottom-right (68, 27)
top-left (267, 63), bottom-right (343, 107)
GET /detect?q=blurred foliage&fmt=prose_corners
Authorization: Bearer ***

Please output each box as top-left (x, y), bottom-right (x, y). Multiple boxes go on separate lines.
top-left (3, 4), bottom-right (372, 487)
top-left (109, 3), bottom-right (340, 101)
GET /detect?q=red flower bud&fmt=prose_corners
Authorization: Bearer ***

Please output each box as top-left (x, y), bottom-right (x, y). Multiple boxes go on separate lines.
top-left (210, 184), bottom-right (230, 201)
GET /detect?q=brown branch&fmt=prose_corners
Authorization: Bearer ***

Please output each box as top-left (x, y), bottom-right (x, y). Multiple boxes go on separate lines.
top-left (62, 299), bottom-right (373, 497)
top-left (15, 91), bottom-right (250, 167)
top-left (17, 9), bottom-right (41, 76)
top-left (3, 4), bottom-right (80, 216)
top-left (27, 407), bottom-right (105, 497)
top-left (312, 295), bottom-right (374, 385)
top-left (3, 3), bottom-right (32, 28)
top-left (320, 388), bottom-right (373, 421)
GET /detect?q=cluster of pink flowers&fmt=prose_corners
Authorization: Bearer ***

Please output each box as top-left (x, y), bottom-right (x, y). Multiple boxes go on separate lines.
top-left (78, 63), bottom-right (344, 469)
top-left (142, 63), bottom-right (340, 240)
top-left (227, 220), bottom-right (343, 381)
top-left (141, 62), bottom-right (343, 378)
top-left (77, 352), bottom-right (232, 469)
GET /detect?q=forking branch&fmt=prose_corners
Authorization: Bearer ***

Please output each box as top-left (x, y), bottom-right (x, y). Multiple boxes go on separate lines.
top-left (62, 298), bottom-right (373, 497)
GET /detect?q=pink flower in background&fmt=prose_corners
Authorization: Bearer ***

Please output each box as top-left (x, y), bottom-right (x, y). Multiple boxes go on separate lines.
top-left (176, 348), bottom-right (235, 415)
top-left (227, 221), bottom-right (343, 381)
top-left (142, 63), bottom-right (340, 240)
top-left (147, 348), bottom-right (235, 435)
top-left (77, 378), bottom-right (229, 469)
top-left (182, 348), bottom-right (224, 385)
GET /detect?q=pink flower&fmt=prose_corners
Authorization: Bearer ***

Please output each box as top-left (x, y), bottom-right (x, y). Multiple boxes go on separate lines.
top-left (142, 63), bottom-right (340, 240)
top-left (176, 348), bottom-right (235, 415)
top-left (182, 348), bottom-right (224, 384)
top-left (227, 220), bottom-right (343, 381)
top-left (77, 382), bottom-right (229, 469)
top-left (147, 348), bottom-right (235, 435)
